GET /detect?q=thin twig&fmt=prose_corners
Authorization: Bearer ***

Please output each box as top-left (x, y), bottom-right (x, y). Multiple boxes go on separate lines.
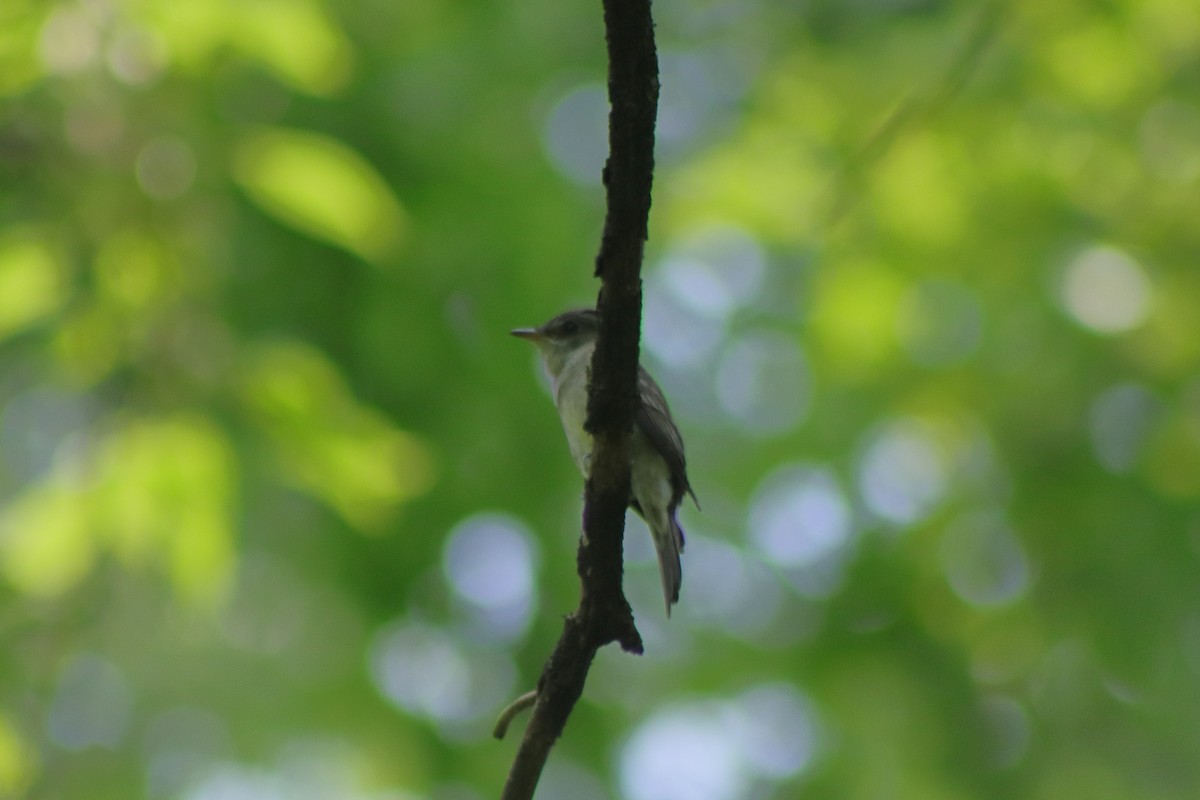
top-left (498, 0), bottom-right (658, 798)
top-left (493, 690), bottom-right (539, 740)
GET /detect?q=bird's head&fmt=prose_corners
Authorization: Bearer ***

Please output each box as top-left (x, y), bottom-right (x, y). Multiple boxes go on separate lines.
top-left (511, 308), bottom-right (600, 378)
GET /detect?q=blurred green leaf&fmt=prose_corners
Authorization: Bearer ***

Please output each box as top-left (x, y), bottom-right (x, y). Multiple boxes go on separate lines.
top-left (2, 0), bottom-right (1200, 797)
top-left (94, 415), bottom-right (237, 605)
top-left (0, 481), bottom-right (93, 597)
top-left (0, 233), bottom-right (64, 341)
top-left (0, 416), bottom-right (236, 605)
top-left (240, 341), bottom-right (435, 529)
top-left (234, 127), bottom-right (408, 265)
top-left (0, 714), bottom-right (35, 797)
top-left (140, 0), bottom-right (354, 95)
top-left (0, 2), bottom-right (41, 96)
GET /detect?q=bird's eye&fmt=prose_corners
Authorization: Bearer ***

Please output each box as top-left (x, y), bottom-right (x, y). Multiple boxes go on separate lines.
top-left (561, 320), bottom-right (579, 335)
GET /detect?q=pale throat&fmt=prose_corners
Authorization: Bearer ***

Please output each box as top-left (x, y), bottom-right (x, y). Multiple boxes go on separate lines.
top-left (546, 342), bottom-right (595, 477)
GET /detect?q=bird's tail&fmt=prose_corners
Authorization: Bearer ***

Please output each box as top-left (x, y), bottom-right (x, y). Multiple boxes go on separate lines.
top-left (653, 512), bottom-right (686, 617)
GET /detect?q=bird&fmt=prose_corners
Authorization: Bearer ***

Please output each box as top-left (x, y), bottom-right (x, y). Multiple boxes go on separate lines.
top-left (512, 308), bottom-right (697, 615)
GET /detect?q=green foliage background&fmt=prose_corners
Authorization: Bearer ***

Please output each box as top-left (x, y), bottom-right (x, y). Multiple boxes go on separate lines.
top-left (2, 0), bottom-right (1199, 798)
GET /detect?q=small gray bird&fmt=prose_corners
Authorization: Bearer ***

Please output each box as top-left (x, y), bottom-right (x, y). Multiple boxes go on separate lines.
top-left (512, 309), bottom-right (697, 615)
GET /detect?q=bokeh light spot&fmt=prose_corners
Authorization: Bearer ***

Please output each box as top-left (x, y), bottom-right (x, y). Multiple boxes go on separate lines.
top-left (663, 257), bottom-right (735, 319)
top-left (368, 619), bottom-right (515, 731)
top-left (370, 622), bottom-right (470, 722)
top-left (444, 513), bottom-right (537, 608)
top-left (38, 7), bottom-right (99, 74)
top-left (656, 49), bottom-right (745, 154)
top-left (659, 224), bottom-right (766, 321)
top-left (542, 83), bottom-right (608, 186)
top-left (980, 694), bottom-right (1031, 770)
top-left (46, 654), bottom-right (132, 751)
top-left (726, 684), bottom-right (819, 778)
top-left (107, 26), bottom-right (169, 86)
top-left (684, 533), bottom-right (783, 637)
top-left (940, 513), bottom-right (1031, 608)
top-left (620, 688), bottom-right (819, 800)
top-left (1060, 246), bottom-right (1151, 333)
top-left (643, 274), bottom-right (727, 368)
top-left (858, 420), bottom-right (946, 526)
top-left (136, 136), bottom-right (197, 200)
top-left (443, 512), bottom-right (539, 642)
top-left (749, 465), bottom-right (851, 569)
top-left (0, 385), bottom-right (90, 480)
top-left (1088, 383), bottom-right (1160, 473)
top-left (142, 707), bottom-right (230, 798)
top-left (182, 765), bottom-right (289, 800)
top-left (620, 704), bottom-right (746, 800)
top-left (716, 333), bottom-right (811, 435)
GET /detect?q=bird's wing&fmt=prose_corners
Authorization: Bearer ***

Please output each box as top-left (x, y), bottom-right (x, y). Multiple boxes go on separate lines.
top-left (635, 366), bottom-right (698, 507)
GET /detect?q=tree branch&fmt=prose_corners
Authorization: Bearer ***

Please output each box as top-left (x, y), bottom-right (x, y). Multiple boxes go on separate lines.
top-left (497, 0), bottom-right (658, 798)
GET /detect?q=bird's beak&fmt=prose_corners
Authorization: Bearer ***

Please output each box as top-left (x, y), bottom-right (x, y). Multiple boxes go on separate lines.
top-left (510, 327), bottom-right (543, 341)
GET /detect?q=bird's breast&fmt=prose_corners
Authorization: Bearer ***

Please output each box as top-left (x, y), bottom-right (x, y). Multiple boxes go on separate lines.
top-left (553, 349), bottom-right (594, 477)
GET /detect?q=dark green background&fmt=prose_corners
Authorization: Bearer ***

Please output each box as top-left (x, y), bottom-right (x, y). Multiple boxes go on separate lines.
top-left (2, 0), bottom-right (1199, 798)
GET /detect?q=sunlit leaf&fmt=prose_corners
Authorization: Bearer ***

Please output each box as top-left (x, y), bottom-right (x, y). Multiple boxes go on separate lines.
top-left (0, 2), bottom-right (42, 96)
top-left (871, 132), bottom-right (967, 246)
top-left (0, 415), bottom-right (236, 605)
top-left (0, 233), bottom-right (65, 340)
top-left (0, 482), bottom-right (94, 597)
top-left (240, 341), bottom-right (435, 529)
top-left (138, 0), bottom-right (353, 95)
top-left (1043, 21), bottom-right (1158, 108)
top-left (94, 415), bottom-right (237, 604)
top-left (810, 260), bottom-right (905, 376)
top-left (0, 714), bottom-right (35, 796)
top-left (234, 127), bottom-right (407, 265)
top-left (666, 126), bottom-right (825, 241)
top-left (234, 0), bottom-right (354, 96)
